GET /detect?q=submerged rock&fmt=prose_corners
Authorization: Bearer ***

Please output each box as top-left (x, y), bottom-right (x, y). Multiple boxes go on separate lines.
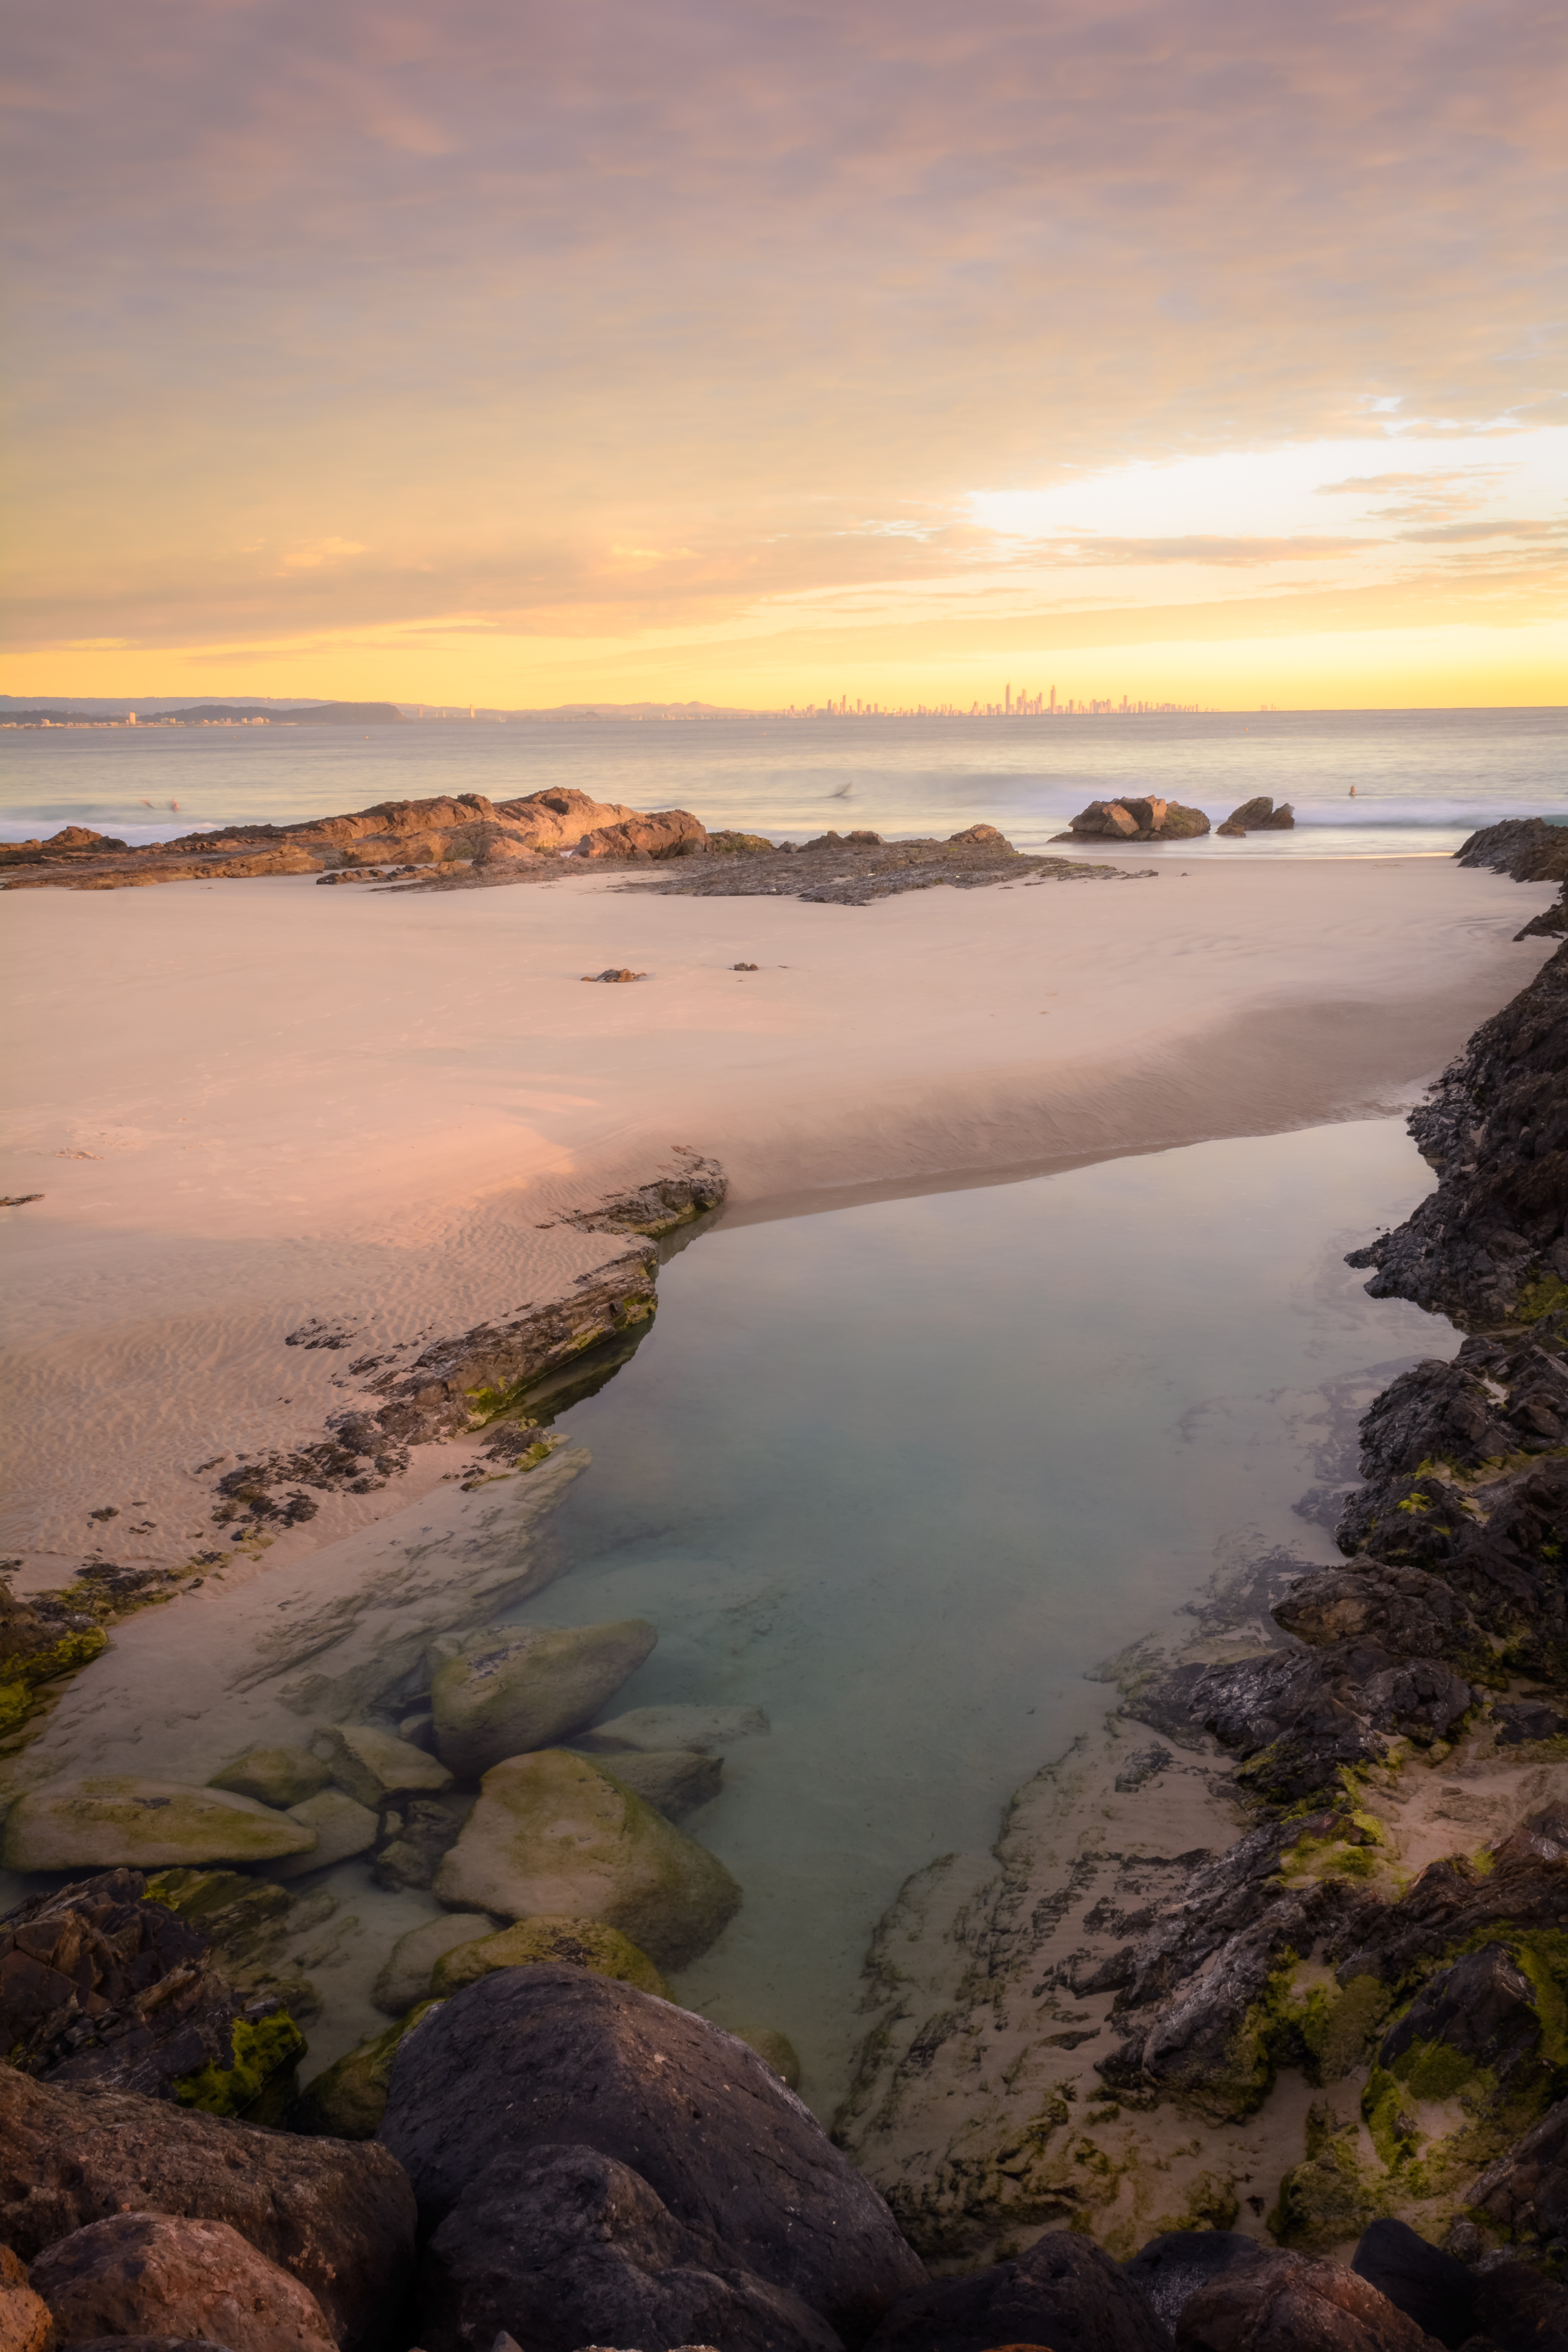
top-left (292, 2003), bottom-right (441, 2140)
top-left (0, 1778), bottom-right (317, 1870)
top-left (368, 1794), bottom-right (469, 1891)
top-left (431, 1749), bottom-right (739, 1969)
top-left (734, 2026), bottom-right (802, 2089)
top-left (577, 1702), bottom-right (769, 1754)
top-left (207, 1745), bottom-right (328, 1809)
top-left (379, 1967), bottom-right (926, 2345)
top-left (431, 1619), bottom-right (657, 1779)
top-left (428, 1914), bottom-right (671, 1999)
top-left (416, 2143), bottom-right (841, 2352)
top-left (591, 1746), bottom-right (723, 1821)
top-left (270, 1789), bottom-right (379, 1879)
top-left (0, 2065), bottom-right (416, 2352)
top-left (30, 2213), bottom-right (337, 2352)
top-left (312, 1723), bottom-right (454, 1807)
top-left (372, 1914), bottom-right (495, 2016)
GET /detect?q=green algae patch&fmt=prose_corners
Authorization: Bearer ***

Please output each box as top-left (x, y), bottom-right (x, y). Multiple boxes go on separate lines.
top-left (0, 1627), bottom-right (109, 1739)
top-left (1272, 2104), bottom-right (1389, 2250)
top-left (291, 2001), bottom-right (440, 2139)
top-left (431, 1913), bottom-right (671, 1999)
top-left (1296, 1973), bottom-right (1392, 2082)
top-left (175, 2008), bottom-right (306, 2118)
top-left (1516, 1275), bottom-right (1568, 1325)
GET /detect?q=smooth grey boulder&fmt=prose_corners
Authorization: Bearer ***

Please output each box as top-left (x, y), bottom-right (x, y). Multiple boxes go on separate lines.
top-left (378, 1966), bottom-right (926, 2346)
top-left (417, 2143), bottom-right (841, 2352)
top-left (270, 1789), bottom-right (379, 1880)
top-left (312, 1724), bottom-right (453, 1807)
top-left (431, 1749), bottom-right (739, 1969)
top-left (207, 1746), bottom-right (328, 1809)
top-left (864, 2230), bottom-right (1167, 2352)
top-left (372, 1914), bottom-right (496, 2016)
top-left (432, 1621), bottom-right (658, 1779)
top-left (577, 1704), bottom-right (769, 1754)
top-left (591, 1748), bottom-right (723, 1821)
top-left (0, 1779), bottom-right (316, 1870)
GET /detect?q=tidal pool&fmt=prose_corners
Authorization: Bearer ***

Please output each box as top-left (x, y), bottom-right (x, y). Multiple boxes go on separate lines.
top-left (490, 1116), bottom-right (1451, 2108)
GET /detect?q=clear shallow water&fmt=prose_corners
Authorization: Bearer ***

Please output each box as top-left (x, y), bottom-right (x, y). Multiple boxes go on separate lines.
top-left (471, 1116), bottom-right (1451, 2106)
top-left (2, 707), bottom-right (1563, 856)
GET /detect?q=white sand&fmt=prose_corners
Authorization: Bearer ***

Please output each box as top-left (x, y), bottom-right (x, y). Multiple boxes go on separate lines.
top-left (1, 856), bottom-right (1556, 1581)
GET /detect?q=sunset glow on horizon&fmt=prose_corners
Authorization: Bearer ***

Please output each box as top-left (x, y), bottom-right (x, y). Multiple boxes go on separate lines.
top-left (4, 0), bottom-right (1564, 711)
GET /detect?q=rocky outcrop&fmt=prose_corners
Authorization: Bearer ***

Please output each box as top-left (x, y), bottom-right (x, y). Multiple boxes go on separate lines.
top-left (1060, 797), bottom-right (1212, 842)
top-left (573, 809), bottom-right (708, 860)
top-left (1216, 796), bottom-right (1295, 837)
top-left (429, 1619), bottom-right (657, 1779)
top-left (864, 2230), bottom-right (1167, 2351)
top-left (378, 1966), bottom-right (927, 2348)
top-left (1175, 2248), bottom-right (1439, 2348)
top-left (644, 832), bottom-right (1150, 905)
top-left (0, 2066), bottom-right (416, 2352)
top-left (431, 1749), bottom-right (740, 1968)
top-left (29, 2214), bottom-right (337, 2352)
top-left (0, 1869), bottom-right (303, 2112)
top-left (1455, 816), bottom-right (1568, 885)
top-left (415, 2142), bottom-right (844, 2352)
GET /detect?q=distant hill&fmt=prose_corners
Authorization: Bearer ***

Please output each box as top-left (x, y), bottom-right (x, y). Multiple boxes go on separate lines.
top-left (0, 701), bottom-right (405, 726)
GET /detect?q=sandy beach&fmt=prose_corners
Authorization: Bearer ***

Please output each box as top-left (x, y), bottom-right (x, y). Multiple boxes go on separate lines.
top-left (1, 854), bottom-right (1556, 1584)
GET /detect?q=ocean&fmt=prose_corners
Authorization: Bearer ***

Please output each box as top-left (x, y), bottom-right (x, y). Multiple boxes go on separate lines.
top-left (2, 705), bottom-right (1563, 857)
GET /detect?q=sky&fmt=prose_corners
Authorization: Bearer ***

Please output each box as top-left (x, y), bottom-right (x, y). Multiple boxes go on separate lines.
top-left (2, 0), bottom-right (1564, 710)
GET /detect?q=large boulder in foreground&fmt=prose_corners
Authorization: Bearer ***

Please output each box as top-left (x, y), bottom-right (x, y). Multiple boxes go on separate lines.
top-left (0, 1778), bottom-right (316, 1870)
top-left (0, 2066), bottom-right (415, 2352)
top-left (1176, 2247), bottom-right (1442, 2348)
top-left (31, 2213), bottom-right (336, 2352)
top-left (378, 1966), bottom-right (926, 2346)
top-left (0, 2246), bottom-right (52, 2352)
top-left (431, 1620), bottom-right (657, 1779)
top-left (418, 2143), bottom-right (842, 2352)
top-left (432, 1749), bottom-right (739, 1969)
top-left (865, 2231), bottom-right (1166, 2352)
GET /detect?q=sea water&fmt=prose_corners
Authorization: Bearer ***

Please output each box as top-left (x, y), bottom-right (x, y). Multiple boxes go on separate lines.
top-left (459, 1116), bottom-right (1449, 2107)
top-left (2, 706), bottom-right (1564, 856)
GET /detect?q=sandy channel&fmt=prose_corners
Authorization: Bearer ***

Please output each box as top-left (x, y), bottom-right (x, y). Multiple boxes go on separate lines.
top-left (1, 855), bottom-right (1556, 1581)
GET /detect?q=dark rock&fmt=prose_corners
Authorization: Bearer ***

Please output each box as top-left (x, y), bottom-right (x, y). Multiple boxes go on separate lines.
top-left (29, 2214), bottom-right (336, 2352)
top-left (0, 1869), bottom-right (300, 2109)
top-left (863, 2229), bottom-right (1168, 2352)
top-left (0, 2065), bottom-right (415, 2352)
top-left (416, 2143), bottom-right (841, 2352)
top-left (1123, 2230), bottom-right (1267, 2328)
top-left (1328, 1803), bottom-right (1568, 1991)
top-left (1496, 1697), bottom-right (1568, 1744)
top-left (1378, 1942), bottom-right (1544, 2092)
top-left (370, 1797), bottom-right (465, 1891)
top-left (1350, 2220), bottom-right (1476, 2349)
top-left (1470, 2255), bottom-right (1568, 2351)
top-left (54, 2341), bottom-right (234, 2352)
top-left (1343, 931), bottom-right (1568, 1331)
top-left (1272, 1563), bottom-right (1485, 1671)
top-left (1219, 797), bottom-right (1296, 833)
top-left (1176, 2248), bottom-right (1442, 2348)
top-left (1468, 2092), bottom-right (1568, 2256)
top-left (1455, 817), bottom-right (1568, 884)
top-left (378, 1967), bottom-right (925, 2347)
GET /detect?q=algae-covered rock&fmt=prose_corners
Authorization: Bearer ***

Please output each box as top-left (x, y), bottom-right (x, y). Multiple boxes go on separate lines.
top-left (0, 1778), bottom-right (317, 1869)
top-left (270, 1788), bottom-right (379, 1880)
top-left (372, 1914), bottom-right (495, 2016)
top-left (432, 1620), bottom-right (657, 1779)
top-left (593, 1747), bottom-right (722, 1820)
top-left (577, 1702), bottom-right (769, 1754)
top-left (432, 1749), bottom-right (740, 1969)
top-left (312, 1722), bottom-right (453, 1807)
top-left (174, 2007), bottom-right (309, 2120)
top-left (292, 2001), bottom-right (441, 2140)
top-left (208, 1744), bottom-right (328, 1808)
top-left (736, 2026), bottom-right (802, 2089)
top-left (429, 1914), bottom-right (671, 2000)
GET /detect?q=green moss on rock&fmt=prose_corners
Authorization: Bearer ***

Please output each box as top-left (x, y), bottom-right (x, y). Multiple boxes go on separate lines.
top-left (430, 1913), bottom-right (670, 1998)
top-left (291, 2000), bottom-right (440, 2139)
top-left (174, 2008), bottom-right (307, 2118)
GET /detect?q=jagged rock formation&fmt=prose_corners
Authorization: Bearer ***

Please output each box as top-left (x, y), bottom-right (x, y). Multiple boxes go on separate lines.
top-left (1215, 797), bottom-right (1295, 837)
top-left (1058, 796), bottom-right (1212, 842)
top-left (642, 826), bottom-right (1153, 904)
